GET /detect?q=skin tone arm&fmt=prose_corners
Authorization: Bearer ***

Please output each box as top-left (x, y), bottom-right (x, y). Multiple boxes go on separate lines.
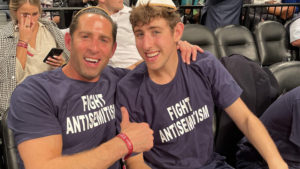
top-left (17, 14), bottom-right (35, 69)
top-left (266, 1), bottom-right (295, 20)
top-left (18, 107), bottom-right (153, 169)
top-left (17, 15), bottom-right (65, 70)
top-left (126, 153), bottom-right (151, 169)
top-left (268, 6), bottom-right (295, 20)
top-left (122, 107), bottom-right (151, 169)
top-left (225, 98), bottom-right (288, 169)
top-left (291, 39), bottom-right (300, 47)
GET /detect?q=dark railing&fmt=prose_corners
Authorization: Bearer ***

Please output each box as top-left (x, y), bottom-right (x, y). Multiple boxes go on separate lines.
top-left (242, 3), bottom-right (300, 30)
top-left (43, 7), bottom-right (83, 28)
top-left (1, 3), bottom-right (300, 29)
top-left (0, 4), bottom-right (8, 10)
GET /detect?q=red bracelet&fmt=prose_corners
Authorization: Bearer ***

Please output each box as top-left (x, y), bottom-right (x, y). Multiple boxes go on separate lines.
top-left (17, 42), bottom-right (28, 49)
top-left (117, 133), bottom-right (133, 160)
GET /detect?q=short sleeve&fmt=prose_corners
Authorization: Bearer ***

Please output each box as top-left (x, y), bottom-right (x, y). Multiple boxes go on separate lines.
top-left (191, 52), bottom-right (242, 109)
top-left (289, 18), bottom-right (300, 43)
top-left (7, 78), bottom-right (62, 145)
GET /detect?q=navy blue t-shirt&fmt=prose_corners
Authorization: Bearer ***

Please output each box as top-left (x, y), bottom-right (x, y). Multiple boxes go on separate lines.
top-left (8, 66), bottom-right (128, 169)
top-left (260, 86), bottom-right (300, 163)
top-left (117, 51), bottom-right (242, 169)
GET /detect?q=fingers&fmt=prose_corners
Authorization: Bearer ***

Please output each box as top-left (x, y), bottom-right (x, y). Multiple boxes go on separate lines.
top-left (192, 46), bottom-right (204, 61)
top-left (178, 40), bottom-right (205, 64)
top-left (196, 46), bottom-right (204, 54)
top-left (45, 55), bottom-right (64, 67)
top-left (122, 122), bottom-right (154, 153)
top-left (192, 47), bottom-right (197, 61)
top-left (119, 107), bottom-right (154, 152)
top-left (19, 14), bottom-right (33, 43)
top-left (178, 40), bottom-right (192, 64)
top-left (24, 15), bottom-right (31, 27)
top-left (121, 107), bottom-right (130, 128)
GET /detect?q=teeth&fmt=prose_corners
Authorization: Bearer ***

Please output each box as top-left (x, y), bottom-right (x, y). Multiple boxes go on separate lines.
top-left (146, 52), bottom-right (159, 58)
top-left (85, 58), bottom-right (99, 63)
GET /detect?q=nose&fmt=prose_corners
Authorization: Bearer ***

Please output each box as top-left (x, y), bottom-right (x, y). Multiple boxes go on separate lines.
top-left (142, 33), bottom-right (153, 51)
top-left (88, 39), bottom-right (100, 54)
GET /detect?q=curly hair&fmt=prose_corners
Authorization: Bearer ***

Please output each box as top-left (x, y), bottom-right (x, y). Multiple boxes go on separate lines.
top-left (130, 3), bottom-right (181, 31)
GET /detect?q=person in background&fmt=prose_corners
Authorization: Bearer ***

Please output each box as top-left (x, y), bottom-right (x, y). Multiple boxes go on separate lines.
top-left (0, 0), bottom-right (69, 118)
top-left (202, 0), bottom-right (243, 31)
top-left (180, 0), bottom-right (200, 23)
top-left (97, 0), bottom-right (203, 68)
top-left (266, 0), bottom-right (300, 20)
top-left (117, 0), bottom-right (288, 168)
top-left (236, 86), bottom-right (300, 169)
top-left (41, 0), bottom-right (61, 24)
top-left (289, 16), bottom-right (300, 48)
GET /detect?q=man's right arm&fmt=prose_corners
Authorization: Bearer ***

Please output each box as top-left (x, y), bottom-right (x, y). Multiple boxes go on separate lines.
top-left (18, 134), bottom-right (128, 169)
top-left (17, 107), bottom-right (153, 169)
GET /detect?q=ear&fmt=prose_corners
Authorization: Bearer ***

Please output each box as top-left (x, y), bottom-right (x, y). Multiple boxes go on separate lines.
top-left (65, 32), bottom-right (72, 51)
top-left (173, 22), bottom-right (184, 43)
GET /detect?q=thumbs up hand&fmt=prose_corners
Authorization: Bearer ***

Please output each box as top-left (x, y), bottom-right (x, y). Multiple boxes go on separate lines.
top-left (120, 107), bottom-right (154, 153)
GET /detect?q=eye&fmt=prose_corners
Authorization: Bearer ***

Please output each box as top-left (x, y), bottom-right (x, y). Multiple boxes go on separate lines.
top-left (81, 35), bottom-right (89, 39)
top-left (32, 12), bottom-right (39, 17)
top-left (135, 32), bottom-right (144, 38)
top-left (100, 38), bottom-right (108, 43)
top-left (153, 30), bottom-right (160, 35)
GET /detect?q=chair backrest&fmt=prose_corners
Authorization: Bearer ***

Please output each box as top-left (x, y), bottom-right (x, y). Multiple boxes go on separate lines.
top-left (214, 25), bottom-right (260, 63)
top-left (269, 61), bottom-right (300, 94)
top-left (181, 24), bottom-right (220, 58)
top-left (254, 20), bottom-right (291, 66)
top-left (215, 54), bottom-right (279, 166)
top-left (1, 109), bottom-right (19, 169)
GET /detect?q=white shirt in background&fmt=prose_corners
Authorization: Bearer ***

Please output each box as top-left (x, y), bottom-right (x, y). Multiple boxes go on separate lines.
top-left (290, 18), bottom-right (300, 43)
top-left (253, 0), bottom-right (281, 4)
top-left (109, 5), bottom-right (142, 68)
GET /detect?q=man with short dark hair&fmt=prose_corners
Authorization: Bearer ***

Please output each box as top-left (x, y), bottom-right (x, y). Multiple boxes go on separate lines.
top-left (8, 6), bottom-right (154, 169)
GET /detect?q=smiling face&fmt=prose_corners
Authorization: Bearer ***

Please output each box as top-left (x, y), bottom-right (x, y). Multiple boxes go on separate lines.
top-left (64, 13), bottom-right (116, 82)
top-left (133, 17), bottom-right (183, 73)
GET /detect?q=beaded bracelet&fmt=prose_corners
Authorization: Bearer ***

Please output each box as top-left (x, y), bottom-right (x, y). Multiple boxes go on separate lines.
top-left (117, 133), bottom-right (133, 160)
top-left (17, 42), bottom-right (28, 49)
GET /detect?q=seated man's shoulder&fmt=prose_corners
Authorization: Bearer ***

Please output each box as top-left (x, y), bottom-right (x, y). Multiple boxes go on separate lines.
top-left (118, 63), bottom-right (147, 88)
top-left (191, 50), bottom-right (220, 66)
